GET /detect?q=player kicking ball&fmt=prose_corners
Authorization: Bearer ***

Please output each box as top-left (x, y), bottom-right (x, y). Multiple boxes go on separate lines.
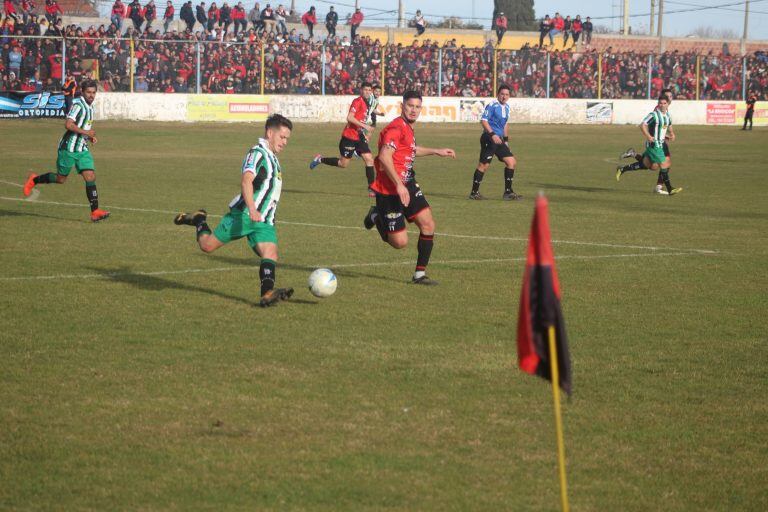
top-left (619, 88), bottom-right (675, 195)
top-left (616, 95), bottom-right (682, 195)
top-left (22, 79), bottom-right (110, 222)
top-left (363, 90), bottom-right (456, 285)
top-left (174, 114), bottom-right (295, 308)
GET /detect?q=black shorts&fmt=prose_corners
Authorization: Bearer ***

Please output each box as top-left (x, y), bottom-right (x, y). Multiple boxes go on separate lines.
top-left (479, 132), bottom-right (514, 163)
top-left (375, 180), bottom-right (430, 234)
top-left (339, 136), bottom-right (371, 159)
top-left (662, 141), bottom-right (671, 158)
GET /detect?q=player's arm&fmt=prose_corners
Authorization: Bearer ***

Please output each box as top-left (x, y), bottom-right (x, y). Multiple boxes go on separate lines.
top-left (415, 146), bottom-right (456, 158)
top-left (240, 170), bottom-right (262, 222)
top-left (65, 117), bottom-right (95, 140)
top-left (666, 125), bottom-right (676, 142)
top-left (378, 145), bottom-right (410, 207)
top-left (481, 118), bottom-right (503, 145)
top-left (640, 121), bottom-right (654, 144)
top-left (346, 107), bottom-right (374, 132)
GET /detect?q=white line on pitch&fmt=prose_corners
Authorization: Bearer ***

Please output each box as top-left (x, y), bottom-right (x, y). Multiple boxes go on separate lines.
top-left (0, 195), bottom-right (718, 254)
top-left (0, 251), bottom-right (713, 282)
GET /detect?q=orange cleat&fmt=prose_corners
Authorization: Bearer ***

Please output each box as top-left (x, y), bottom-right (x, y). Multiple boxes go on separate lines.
top-left (23, 173), bottom-right (38, 197)
top-left (90, 209), bottom-right (110, 222)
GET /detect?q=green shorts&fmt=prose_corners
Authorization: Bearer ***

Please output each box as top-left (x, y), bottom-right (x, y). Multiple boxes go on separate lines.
top-left (213, 211), bottom-right (278, 248)
top-left (643, 145), bottom-right (666, 165)
top-left (56, 149), bottom-right (95, 175)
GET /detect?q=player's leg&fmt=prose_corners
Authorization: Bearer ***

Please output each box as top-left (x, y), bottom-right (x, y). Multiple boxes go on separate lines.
top-left (174, 208), bottom-right (226, 252)
top-left (364, 193), bottom-right (408, 248)
top-left (470, 133), bottom-right (494, 199)
top-left (656, 145), bottom-right (671, 194)
top-left (79, 163), bottom-right (110, 221)
top-left (500, 151), bottom-right (522, 200)
top-left (616, 152), bottom-right (648, 180)
top-left (658, 161), bottom-right (682, 195)
top-left (359, 142), bottom-right (375, 193)
top-left (310, 138), bottom-right (353, 169)
top-left (24, 150), bottom-right (73, 196)
top-left (410, 207), bottom-right (437, 285)
top-left (620, 147), bottom-right (637, 159)
top-left (250, 235), bottom-right (294, 307)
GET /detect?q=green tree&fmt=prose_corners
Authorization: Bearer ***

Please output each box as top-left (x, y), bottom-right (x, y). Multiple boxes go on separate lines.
top-left (493, 0), bottom-right (537, 31)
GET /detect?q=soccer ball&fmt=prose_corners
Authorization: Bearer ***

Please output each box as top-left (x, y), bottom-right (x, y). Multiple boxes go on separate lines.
top-left (308, 268), bottom-right (337, 298)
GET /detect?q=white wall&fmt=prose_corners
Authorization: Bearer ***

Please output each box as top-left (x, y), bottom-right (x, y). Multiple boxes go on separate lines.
top-left (93, 93), bottom-right (760, 126)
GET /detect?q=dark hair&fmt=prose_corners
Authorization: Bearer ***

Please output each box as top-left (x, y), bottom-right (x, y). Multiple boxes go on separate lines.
top-left (360, 81), bottom-right (372, 89)
top-left (658, 94), bottom-right (670, 102)
top-left (80, 79), bottom-right (97, 91)
top-left (402, 90), bottom-right (422, 102)
top-left (372, 83), bottom-right (381, 89)
top-left (265, 113), bottom-right (293, 131)
top-left (660, 88), bottom-right (673, 100)
top-left (497, 83), bottom-right (511, 93)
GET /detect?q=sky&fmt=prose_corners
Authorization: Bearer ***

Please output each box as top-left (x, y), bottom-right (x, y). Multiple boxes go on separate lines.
top-left (289, 0), bottom-right (768, 40)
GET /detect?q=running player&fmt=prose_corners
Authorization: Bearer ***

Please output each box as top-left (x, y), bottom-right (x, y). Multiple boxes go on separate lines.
top-left (616, 95), bottom-right (682, 195)
top-left (368, 83), bottom-right (385, 128)
top-left (22, 79), bottom-right (110, 222)
top-left (309, 81), bottom-right (377, 194)
top-left (468, 84), bottom-right (521, 200)
top-left (620, 88), bottom-right (674, 194)
top-left (174, 114), bottom-right (295, 307)
top-left (362, 90), bottom-right (456, 285)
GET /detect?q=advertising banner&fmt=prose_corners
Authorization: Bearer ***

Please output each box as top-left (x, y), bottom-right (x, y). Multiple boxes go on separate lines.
top-left (0, 91), bottom-right (67, 118)
top-left (187, 94), bottom-right (270, 122)
top-left (706, 103), bottom-right (736, 124)
top-left (586, 102), bottom-right (614, 124)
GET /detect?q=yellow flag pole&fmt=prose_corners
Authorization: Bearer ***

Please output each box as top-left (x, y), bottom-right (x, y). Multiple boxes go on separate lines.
top-left (548, 325), bottom-right (570, 512)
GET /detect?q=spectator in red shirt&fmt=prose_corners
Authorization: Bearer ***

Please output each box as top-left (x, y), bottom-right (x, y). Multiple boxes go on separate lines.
top-left (45, 0), bottom-right (63, 24)
top-left (301, 6), bottom-right (316, 39)
top-left (232, 2), bottom-right (246, 35)
top-left (21, 0), bottom-right (36, 25)
top-left (207, 2), bottom-right (219, 32)
top-left (349, 7), bottom-right (363, 40)
top-left (4, 0), bottom-right (18, 22)
top-left (572, 16), bottom-right (583, 45)
top-left (144, 0), bottom-right (157, 31)
top-left (495, 11), bottom-right (507, 45)
top-left (162, 0), bottom-right (174, 32)
top-left (111, 0), bottom-right (126, 31)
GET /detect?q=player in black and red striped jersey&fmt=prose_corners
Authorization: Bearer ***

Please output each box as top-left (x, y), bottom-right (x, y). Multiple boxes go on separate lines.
top-left (310, 81), bottom-right (377, 195)
top-left (363, 90), bottom-right (456, 285)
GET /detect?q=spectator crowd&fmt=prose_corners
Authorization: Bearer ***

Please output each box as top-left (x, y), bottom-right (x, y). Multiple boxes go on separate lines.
top-left (1, 3), bottom-right (767, 100)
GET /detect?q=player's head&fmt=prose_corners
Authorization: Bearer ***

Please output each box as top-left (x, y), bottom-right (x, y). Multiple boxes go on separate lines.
top-left (657, 95), bottom-right (670, 112)
top-left (360, 81), bottom-right (373, 99)
top-left (401, 90), bottom-right (422, 124)
top-left (497, 84), bottom-right (511, 104)
top-left (372, 83), bottom-right (381, 97)
top-left (264, 113), bottom-right (293, 154)
top-left (80, 79), bottom-right (97, 104)
top-left (661, 88), bottom-right (673, 103)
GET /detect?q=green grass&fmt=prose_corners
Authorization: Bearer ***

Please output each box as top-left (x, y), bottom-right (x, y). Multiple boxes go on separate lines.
top-left (1, 119), bottom-right (767, 511)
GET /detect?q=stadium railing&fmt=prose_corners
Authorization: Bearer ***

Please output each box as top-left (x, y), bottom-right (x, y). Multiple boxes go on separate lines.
top-left (1, 35), bottom-right (766, 100)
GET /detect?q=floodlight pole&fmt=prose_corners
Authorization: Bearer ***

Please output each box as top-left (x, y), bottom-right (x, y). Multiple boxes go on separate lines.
top-left (398, 0), bottom-right (405, 28)
top-left (742, 0), bottom-right (750, 55)
top-left (657, 0), bottom-right (664, 51)
top-left (622, 0), bottom-right (630, 35)
top-left (650, 0), bottom-right (655, 36)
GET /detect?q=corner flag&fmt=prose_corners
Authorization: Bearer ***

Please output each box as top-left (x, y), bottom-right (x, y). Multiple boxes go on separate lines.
top-left (517, 194), bottom-right (572, 395)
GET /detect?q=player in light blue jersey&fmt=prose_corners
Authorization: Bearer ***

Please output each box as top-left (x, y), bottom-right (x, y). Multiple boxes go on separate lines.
top-left (469, 84), bottom-right (521, 200)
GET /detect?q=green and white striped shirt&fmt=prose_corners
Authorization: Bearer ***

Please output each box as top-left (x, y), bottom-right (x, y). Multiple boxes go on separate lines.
top-left (229, 139), bottom-right (282, 226)
top-left (366, 96), bottom-right (379, 124)
top-left (642, 110), bottom-right (671, 149)
top-left (58, 97), bottom-right (93, 153)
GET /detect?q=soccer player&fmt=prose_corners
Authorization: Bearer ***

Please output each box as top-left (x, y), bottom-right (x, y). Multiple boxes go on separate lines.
top-left (620, 88), bottom-right (674, 194)
top-left (616, 95), bottom-right (682, 195)
top-left (368, 83), bottom-right (385, 128)
top-left (173, 114), bottom-right (295, 308)
top-left (743, 91), bottom-right (756, 130)
top-left (309, 81), bottom-right (377, 194)
top-left (23, 79), bottom-right (110, 222)
top-left (363, 90), bottom-right (456, 285)
top-left (468, 84), bottom-right (522, 200)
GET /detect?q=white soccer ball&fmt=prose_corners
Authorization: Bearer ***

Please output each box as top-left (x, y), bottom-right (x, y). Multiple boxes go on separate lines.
top-left (308, 268), bottom-right (337, 298)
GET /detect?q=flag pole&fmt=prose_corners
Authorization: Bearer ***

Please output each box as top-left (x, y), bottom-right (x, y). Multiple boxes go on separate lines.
top-left (548, 325), bottom-right (570, 512)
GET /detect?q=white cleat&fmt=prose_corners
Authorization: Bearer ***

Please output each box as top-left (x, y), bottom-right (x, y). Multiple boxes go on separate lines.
top-left (654, 185), bottom-right (669, 195)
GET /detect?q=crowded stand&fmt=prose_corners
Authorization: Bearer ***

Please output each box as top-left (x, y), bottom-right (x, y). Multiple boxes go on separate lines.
top-left (1, 4), bottom-right (767, 100)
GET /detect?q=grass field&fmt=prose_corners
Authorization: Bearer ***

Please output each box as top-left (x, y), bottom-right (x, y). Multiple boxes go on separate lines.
top-left (1, 119), bottom-right (767, 511)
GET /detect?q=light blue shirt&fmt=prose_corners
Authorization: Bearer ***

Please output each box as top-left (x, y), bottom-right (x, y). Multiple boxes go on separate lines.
top-left (481, 100), bottom-right (510, 137)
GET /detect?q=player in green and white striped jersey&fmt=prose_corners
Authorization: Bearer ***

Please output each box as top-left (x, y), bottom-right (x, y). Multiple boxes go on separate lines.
top-left (615, 95), bottom-right (682, 195)
top-left (174, 114), bottom-right (295, 307)
top-left (23, 80), bottom-right (110, 221)
top-left (367, 83), bottom-right (385, 128)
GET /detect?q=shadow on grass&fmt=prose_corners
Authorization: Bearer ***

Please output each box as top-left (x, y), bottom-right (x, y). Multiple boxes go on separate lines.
top-left (84, 265), bottom-right (318, 307)
top-left (202, 253), bottom-right (406, 284)
top-left (529, 182), bottom-right (615, 193)
top-left (0, 208), bottom-right (86, 223)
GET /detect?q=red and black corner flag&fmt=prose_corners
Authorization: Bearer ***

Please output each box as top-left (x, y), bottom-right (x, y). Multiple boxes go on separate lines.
top-left (517, 194), bottom-right (572, 395)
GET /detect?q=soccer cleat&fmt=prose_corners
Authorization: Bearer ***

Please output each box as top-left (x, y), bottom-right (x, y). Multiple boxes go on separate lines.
top-left (174, 209), bottom-right (207, 226)
top-left (23, 173), bottom-right (38, 197)
top-left (259, 287), bottom-right (294, 307)
top-left (363, 205), bottom-right (376, 230)
top-left (90, 209), bottom-right (110, 222)
top-left (621, 148), bottom-right (637, 159)
top-left (411, 275), bottom-right (439, 286)
top-left (502, 191), bottom-right (523, 201)
top-left (654, 185), bottom-right (669, 195)
top-left (309, 154), bottom-right (322, 170)
top-left (615, 167), bottom-right (623, 181)
top-left (468, 191), bottom-right (486, 200)
top-left (669, 187), bottom-right (683, 195)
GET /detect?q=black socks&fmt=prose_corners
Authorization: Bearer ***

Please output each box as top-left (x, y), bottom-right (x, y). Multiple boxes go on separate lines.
top-left (321, 157), bottom-right (340, 167)
top-left (471, 169), bottom-right (484, 193)
top-left (85, 181), bottom-right (98, 212)
top-left (259, 258), bottom-right (276, 296)
top-left (504, 167), bottom-right (515, 193)
top-left (33, 173), bottom-right (59, 184)
top-left (416, 233), bottom-right (434, 273)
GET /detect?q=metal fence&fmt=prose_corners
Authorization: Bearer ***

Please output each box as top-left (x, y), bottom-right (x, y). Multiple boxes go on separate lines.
top-left (2, 35), bottom-right (766, 100)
